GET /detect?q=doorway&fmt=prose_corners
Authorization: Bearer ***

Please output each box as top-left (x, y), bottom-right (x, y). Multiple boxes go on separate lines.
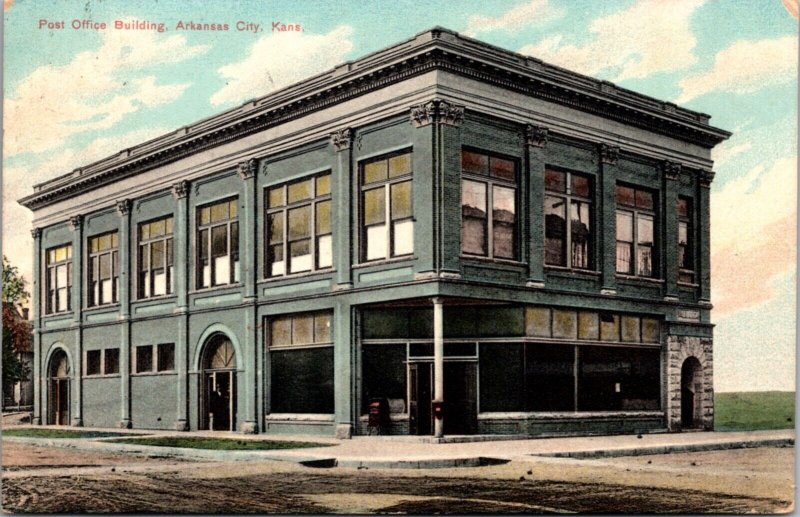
top-left (200, 336), bottom-right (236, 431)
top-left (681, 357), bottom-right (702, 429)
top-left (409, 361), bottom-right (477, 435)
top-left (47, 350), bottom-right (70, 426)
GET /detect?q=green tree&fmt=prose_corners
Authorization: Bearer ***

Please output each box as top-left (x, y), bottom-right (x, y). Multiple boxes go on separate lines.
top-left (3, 256), bottom-right (31, 388)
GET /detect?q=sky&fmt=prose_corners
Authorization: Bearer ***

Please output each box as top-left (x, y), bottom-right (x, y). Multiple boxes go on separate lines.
top-left (3, 0), bottom-right (797, 392)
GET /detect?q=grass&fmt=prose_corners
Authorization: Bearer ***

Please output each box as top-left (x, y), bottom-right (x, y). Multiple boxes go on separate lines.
top-left (3, 428), bottom-right (135, 439)
top-left (715, 391), bottom-right (795, 431)
top-left (111, 436), bottom-right (334, 450)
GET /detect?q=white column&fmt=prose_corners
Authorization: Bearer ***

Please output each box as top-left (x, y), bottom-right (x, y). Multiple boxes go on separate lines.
top-left (433, 297), bottom-right (444, 438)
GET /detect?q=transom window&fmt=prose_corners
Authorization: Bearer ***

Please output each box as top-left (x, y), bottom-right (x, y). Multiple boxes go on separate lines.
top-left (197, 199), bottom-right (239, 289)
top-left (360, 151), bottom-right (414, 262)
top-left (45, 244), bottom-right (72, 314)
top-left (138, 217), bottom-right (173, 298)
top-left (460, 149), bottom-right (517, 259)
top-left (544, 169), bottom-right (593, 269)
top-left (616, 185), bottom-right (657, 277)
top-left (88, 232), bottom-right (119, 306)
top-left (270, 311), bottom-right (332, 347)
top-left (678, 197), bottom-right (694, 283)
top-left (266, 173), bottom-right (332, 277)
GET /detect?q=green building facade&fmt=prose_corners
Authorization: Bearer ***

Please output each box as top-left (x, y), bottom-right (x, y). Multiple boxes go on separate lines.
top-left (21, 28), bottom-right (729, 438)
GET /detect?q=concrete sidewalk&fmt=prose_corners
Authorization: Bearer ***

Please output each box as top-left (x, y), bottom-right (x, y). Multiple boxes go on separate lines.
top-left (3, 428), bottom-right (794, 469)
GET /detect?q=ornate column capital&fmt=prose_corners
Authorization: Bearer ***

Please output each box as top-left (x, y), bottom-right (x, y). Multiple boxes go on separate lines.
top-left (410, 98), bottom-right (464, 128)
top-left (238, 158), bottom-right (257, 180)
top-left (69, 215), bottom-right (83, 231)
top-left (599, 143), bottom-right (620, 165)
top-left (30, 227), bottom-right (42, 239)
top-left (663, 160), bottom-right (682, 181)
top-left (525, 124), bottom-right (549, 148)
top-left (116, 199), bottom-right (131, 217)
top-left (699, 169), bottom-right (715, 188)
top-left (330, 128), bottom-right (354, 152)
top-left (171, 180), bottom-right (189, 200)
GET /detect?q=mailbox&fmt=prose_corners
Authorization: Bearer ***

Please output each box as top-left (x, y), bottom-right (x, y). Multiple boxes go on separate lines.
top-left (368, 398), bottom-right (390, 433)
top-left (432, 400), bottom-right (444, 419)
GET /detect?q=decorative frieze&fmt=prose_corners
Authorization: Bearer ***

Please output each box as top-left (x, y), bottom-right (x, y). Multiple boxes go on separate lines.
top-left (238, 158), bottom-right (257, 180)
top-left (599, 143), bottom-right (620, 165)
top-left (330, 128), bottom-right (354, 152)
top-left (116, 199), bottom-right (131, 216)
top-left (171, 180), bottom-right (188, 200)
top-left (663, 160), bottom-right (682, 181)
top-left (525, 124), bottom-right (549, 148)
top-left (69, 215), bottom-right (83, 231)
top-left (410, 99), bottom-right (464, 128)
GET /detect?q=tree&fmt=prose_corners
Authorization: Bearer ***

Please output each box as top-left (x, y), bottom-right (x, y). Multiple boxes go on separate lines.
top-left (3, 256), bottom-right (31, 389)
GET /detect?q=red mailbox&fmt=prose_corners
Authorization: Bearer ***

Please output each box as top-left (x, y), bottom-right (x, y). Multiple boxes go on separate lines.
top-left (432, 400), bottom-right (444, 419)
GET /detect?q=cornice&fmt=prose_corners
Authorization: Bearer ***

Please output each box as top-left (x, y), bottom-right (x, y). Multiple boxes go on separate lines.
top-left (19, 27), bottom-right (730, 211)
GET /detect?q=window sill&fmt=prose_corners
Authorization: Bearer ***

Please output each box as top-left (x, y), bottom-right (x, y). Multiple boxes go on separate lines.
top-left (133, 294), bottom-right (177, 304)
top-left (264, 413), bottom-right (334, 421)
top-left (615, 275), bottom-right (664, 285)
top-left (84, 303), bottom-right (120, 313)
top-left (82, 374), bottom-right (121, 379)
top-left (269, 343), bottom-right (333, 351)
top-left (42, 311), bottom-right (74, 319)
top-left (358, 413), bottom-right (408, 421)
top-left (544, 266), bottom-right (601, 277)
top-left (131, 370), bottom-right (177, 377)
top-left (478, 410), bottom-right (664, 419)
top-left (460, 256), bottom-right (526, 268)
top-left (189, 283), bottom-right (242, 295)
top-left (260, 268), bottom-right (334, 284)
top-left (353, 256), bottom-right (417, 269)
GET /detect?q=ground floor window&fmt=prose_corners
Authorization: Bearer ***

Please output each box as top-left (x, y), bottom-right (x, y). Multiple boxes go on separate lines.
top-left (361, 344), bottom-right (407, 414)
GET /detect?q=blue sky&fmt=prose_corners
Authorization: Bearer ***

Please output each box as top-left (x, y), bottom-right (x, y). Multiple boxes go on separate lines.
top-left (3, 0), bottom-right (797, 391)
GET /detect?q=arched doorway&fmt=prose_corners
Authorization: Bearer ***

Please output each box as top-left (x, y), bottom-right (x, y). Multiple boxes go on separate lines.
top-left (47, 350), bottom-right (70, 425)
top-left (680, 357), bottom-right (703, 429)
top-left (200, 335), bottom-right (236, 431)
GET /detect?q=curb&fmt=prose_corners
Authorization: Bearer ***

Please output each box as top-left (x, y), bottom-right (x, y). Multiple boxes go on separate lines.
top-left (534, 437), bottom-right (795, 459)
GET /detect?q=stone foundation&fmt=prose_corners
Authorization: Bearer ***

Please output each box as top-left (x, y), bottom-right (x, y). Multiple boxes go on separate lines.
top-left (666, 335), bottom-right (714, 431)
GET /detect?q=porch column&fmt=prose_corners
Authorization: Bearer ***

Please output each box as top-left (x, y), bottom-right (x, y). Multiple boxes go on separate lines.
top-left (69, 215), bottom-right (83, 427)
top-left (116, 199), bottom-right (132, 428)
top-left (172, 180), bottom-right (190, 431)
top-left (31, 228), bottom-right (42, 425)
top-left (433, 297), bottom-right (444, 438)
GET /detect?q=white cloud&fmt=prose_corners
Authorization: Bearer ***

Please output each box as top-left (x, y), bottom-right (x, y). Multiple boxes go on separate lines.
top-left (3, 22), bottom-right (208, 157)
top-left (210, 26), bottom-right (354, 107)
top-left (677, 36), bottom-right (798, 103)
top-left (711, 140), bottom-right (752, 169)
top-left (519, 0), bottom-right (704, 81)
top-left (463, 0), bottom-right (564, 37)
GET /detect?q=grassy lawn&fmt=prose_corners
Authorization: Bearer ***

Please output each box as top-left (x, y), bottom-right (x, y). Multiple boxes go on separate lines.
top-left (111, 436), bottom-right (334, 450)
top-left (3, 428), bottom-right (136, 439)
top-left (715, 391), bottom-right (795, 431)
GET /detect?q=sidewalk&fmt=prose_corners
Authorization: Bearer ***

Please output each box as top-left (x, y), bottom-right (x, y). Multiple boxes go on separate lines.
top-left (3, 427), bottom-right (794, 469)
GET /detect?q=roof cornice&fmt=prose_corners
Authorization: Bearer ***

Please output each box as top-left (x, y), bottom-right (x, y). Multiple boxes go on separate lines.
top-left (19, 26), bottom-right (730, 211)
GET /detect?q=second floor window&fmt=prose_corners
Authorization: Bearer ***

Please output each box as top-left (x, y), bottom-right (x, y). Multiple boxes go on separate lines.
top-left (197, 199), bottom-right (239, 289)
top-left (138, 217), bottom-right (173, 298)
top-left (544, 169), bottom-right (592, 269)
top-left (461, 149), bottom-right (517, 259)
top-left (88, 232), bottom-right (119, 306)
top-left (266, 173), bottom-right (332, 277)
top-left (360, 151), bottom-right (414, 262)
top-left (45, 244), bottom-right (72, 314)
top-left (678, 197), bottom-right (694, 283)
top-left (616, 185), bottom-right (656, 277)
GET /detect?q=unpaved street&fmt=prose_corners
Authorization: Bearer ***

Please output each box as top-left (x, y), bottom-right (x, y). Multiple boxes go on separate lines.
top-left (1, 440), bottom-right (794, 513)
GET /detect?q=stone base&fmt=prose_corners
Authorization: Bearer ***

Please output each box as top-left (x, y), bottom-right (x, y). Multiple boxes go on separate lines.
top-left (71, 417), bottom-right (83, 427)
top-left (526, 281), bottom-right (545, 289)
top-left (174, 420), bottom-right (189, 432)
top-left (335, 424), bottom-right (353, 440)
top-left (118, 419), bottom-right (132, 429)
top-left (32, 416), bottom-right (41, 426)
top-left (240, 421), bottom-right (258, 434)
top-left (600, 288), bottom-right (617, 296)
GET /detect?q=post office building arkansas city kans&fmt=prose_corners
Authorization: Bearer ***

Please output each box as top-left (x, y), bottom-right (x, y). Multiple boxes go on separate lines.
top-left (19, 28), bottom-right (729, 439)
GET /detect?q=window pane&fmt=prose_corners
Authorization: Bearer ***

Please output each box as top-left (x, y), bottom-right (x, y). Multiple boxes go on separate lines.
top-left (461, 180), bottom-right (487, 215)
top-left (641, 318), bottom-right (660, 343)
top-left (525, 307), bottom-right (551, 338)
top-left (362, 344), bottom-right (406, 414)
top-left (390, 181), bottom-right (412, 220)
top-left (268, 186), bottom-right (285, 208)
top-left (545, 195), bottom-right (566, 266)
top-left (56, 264), bottom-right (67, 289)
top-left (288, 179), bottom-right (313, 203)
top-left (292, 314), bottom-right (314, 345)
top-left (678, 221), bottom-right (688, 245)
top-left (157, 343), bottom-right (175, 372)
top-left (99, 253), bottom-right (111, 279)
top-left (165, 218), bottom-right (173, 235)
top-left (153, 270), bottom-right (166, 296)
top-left (151, 219), bottom-right (165, 237)
top-left (289, 239), bottom-right (312, 273)
top-left (571, 201), bottom-right (591, 269)
top-left (366, 225), bottom-right (387, 260)
top-left (104, 349), bottom-right (119, 375)
top-left (638, 215), bottom-right (653, 245)
top-left (571, 174), bottom-right (590, 197)
top-left (270, 317), bottom-right (291, 347)
top-left (492, 186), bottom-right (516, 259)
top-left (364, 160), bottom-right (388, 184)
top-left (461, 150), bottom-right (488, 175)
top-left (316, 174), bottom-right (331, 196)
top-left (392, 220), bottom-right (414, 256)
top-left (229, 200), bottom-right (237, 219)
top-left (214, 256), bottom-right (230, 285)
top-left (86, 350), bottom-right (101, 376)
top-left (316, 201), bottom-right (331, 235)
top-left (136, 346), bottom-right (153, 373)
top-left (210, 202), bottom-right (228, 223)
top-left (270, 347), bottom-right (334, 413)
top-left (268, 213), bottom-right (284, 243)
top-left (480, 343), bottom-right (524, 411)
top-left (388, 153), bottom-right (412, 178)
top-left (57, 286), bottom-right (68, 311)
top-left (314, 312), bottom-right (332, 343)
top-left (111, 233), bottom-right (118, 249)
top-left (55, 246), bottom-right (67, 262)
top-left (269, 244), bottom-right (285, 276)
top-left (578, 311), bottom-right (600, 340)
top-left (317, 235), bottom-right (333, 269)
top-left (101, 279), bottom-right (112, 303)
top-left (490, 157), bottom-right (515, 181)
top-left (461, 180), bottom-right (487, 255)
top-left (616, 211), bottom-right (633, 241)
top-left (552, 309), bottom-right (577, 339)
top-left (616, 242), bottom-right (633, 274)
top-left (545, 169), bottom-right (565, 192)
top-left (211, 226), bottom-right (228, 258)
top-left (599, 313), bottom-right (619, 341)
top-left (151, 240), bottom-right (164, 269)
top-left (199, 229), bottom-right (208, 261)
top-left (363, 188), bottom-right (385, 226)
top-left (288, 206), bottom-right (311, 240)
top-left (578, 346), bottom-right (660, 411)
top-left (616, 185), bottom-right (635, 207)
top-left (635, 189), bottom-right (654, 210)
top-left (527, 344), bottom-right (575, 411)
top-left (461, 218), bottom-right (487, 255)
top-left (621, 315), bottom-right (641, 342)
top-left (677, 197), bottom-right (689, 217)
top-left (200, 207), bottom-right (210, 225)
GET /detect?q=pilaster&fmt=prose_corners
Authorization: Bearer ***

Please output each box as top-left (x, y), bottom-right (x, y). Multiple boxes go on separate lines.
top-left (698, 170), bottom-right (714, 306)
top-left (30, 228), bottom-right (42, 425)
top-left (333, 299), bottom-right (353, 439)
top-left (171, 181), bottom-right (190, 430)
top-left (116, 200), bottom-right (133, 428)
top-left (526, 124), bottom-right (548, 287)
top-left (663, 161), bottom-right (681, 301)
top-left (238, 159), bottom-right (259, 433)
top-left (599, 144), bottom-right (619, 295)
top-left (331, 128), bottom-right (354, 288)
top-left (69, 215), bottom-right (83, 426)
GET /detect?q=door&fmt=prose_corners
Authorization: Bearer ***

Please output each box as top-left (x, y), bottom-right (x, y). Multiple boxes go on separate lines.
top-left (409, 362), bottom-right (433, 435)
top-left (443, 362), bottom-right (478, 435)
top-left (204, 370), bottom-right (236, 431)
top-left (49, 378), bottom-right (69, 426)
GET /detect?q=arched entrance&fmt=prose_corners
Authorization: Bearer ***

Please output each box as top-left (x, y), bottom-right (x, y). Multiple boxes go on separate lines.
top-left (680, 356), bottom-right (703, 429)
top-left (47, 350), bottom-right (70, 425)
top-left (200, 335), bottom-right (237, 431)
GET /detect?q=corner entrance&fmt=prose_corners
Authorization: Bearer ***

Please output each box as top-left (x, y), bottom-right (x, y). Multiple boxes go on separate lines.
top-left (200, 335), bottom-right (237, 431)
top-left (680, 356), bottom-right (703, 429)
top-left (47, 350), bottom-right (70, 426)
top-left (409, 361), bottom-right (477, 435)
